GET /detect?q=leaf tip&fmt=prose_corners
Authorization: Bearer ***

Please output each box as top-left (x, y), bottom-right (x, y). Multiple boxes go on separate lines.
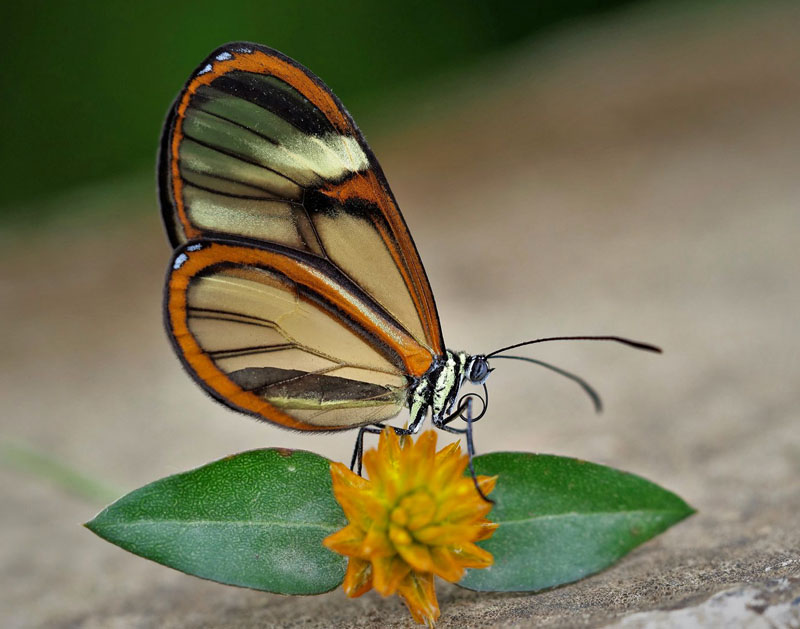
top-left (82, 518), bottom-right (100, 536)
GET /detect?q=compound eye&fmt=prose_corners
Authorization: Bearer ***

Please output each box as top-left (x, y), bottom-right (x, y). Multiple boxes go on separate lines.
top-left (469, 358), bottom-right (489, 383)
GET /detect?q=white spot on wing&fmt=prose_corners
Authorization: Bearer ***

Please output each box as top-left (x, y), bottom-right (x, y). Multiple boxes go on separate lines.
top-left (186, 243), bottom-right (203, 251)
top-left (173, 253), bottom-right (188, 269)
top-left (215, 52), bottom-right (233, 61)
top-left (197, 63), bottom-right (212, 75)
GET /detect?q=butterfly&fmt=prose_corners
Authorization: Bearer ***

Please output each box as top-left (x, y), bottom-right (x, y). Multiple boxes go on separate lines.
top-left (159, 43), bottom-right (659, 484)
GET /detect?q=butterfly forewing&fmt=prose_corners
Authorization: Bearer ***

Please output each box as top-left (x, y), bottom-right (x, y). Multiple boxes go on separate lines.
top-left (166, 241), bottom-right (434, 430)
top-left (159, 43), bottom-right (444, 359)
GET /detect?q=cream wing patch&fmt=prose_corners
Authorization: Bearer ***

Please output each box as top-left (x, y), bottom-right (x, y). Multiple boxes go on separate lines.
top-left (174, 75), bottom-right (369, 255)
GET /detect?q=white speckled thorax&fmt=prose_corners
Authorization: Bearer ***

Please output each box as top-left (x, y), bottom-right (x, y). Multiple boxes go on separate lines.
top-left (407, 349), bottom-right (469, 432)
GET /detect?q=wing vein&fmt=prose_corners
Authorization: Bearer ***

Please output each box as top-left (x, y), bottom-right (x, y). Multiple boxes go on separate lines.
top-left (182, 132), bottom-right (307, 189)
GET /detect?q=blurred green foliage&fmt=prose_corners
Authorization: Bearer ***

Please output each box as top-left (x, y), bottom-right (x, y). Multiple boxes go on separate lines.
top-left (1, 0), bottom-right (639, 218)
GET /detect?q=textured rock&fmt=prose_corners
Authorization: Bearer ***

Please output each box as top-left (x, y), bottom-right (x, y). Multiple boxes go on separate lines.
top-left (2, 1), bottom-right (800, 626)
top-left (613, 579), bottom-right (800, 628)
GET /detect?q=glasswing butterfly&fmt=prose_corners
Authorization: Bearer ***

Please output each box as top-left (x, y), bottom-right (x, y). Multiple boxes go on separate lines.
top-left (159, 43), bottom-right (659, 491)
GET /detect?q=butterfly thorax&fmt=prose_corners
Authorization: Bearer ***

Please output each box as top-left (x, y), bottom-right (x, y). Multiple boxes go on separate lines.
top-left (407, 350), bottom-right (490, 432)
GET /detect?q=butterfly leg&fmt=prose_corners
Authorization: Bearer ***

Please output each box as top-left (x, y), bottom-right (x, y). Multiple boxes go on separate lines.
top-left (434, 399), bottom-right (494, 504)
top-left (350, 423), bottom-right (417, 476)
top-left (350, 424), bottom-right (384, 476)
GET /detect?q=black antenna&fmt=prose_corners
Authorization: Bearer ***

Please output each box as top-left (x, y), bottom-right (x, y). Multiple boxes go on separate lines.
top-left (486, 335), bottom-right (662, 358)
top-left (490, 355), bottom-right (603, 413)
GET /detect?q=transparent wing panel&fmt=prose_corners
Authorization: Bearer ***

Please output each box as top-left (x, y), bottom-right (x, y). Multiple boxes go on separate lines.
top-left (166, 241), bottom-right (434, 429)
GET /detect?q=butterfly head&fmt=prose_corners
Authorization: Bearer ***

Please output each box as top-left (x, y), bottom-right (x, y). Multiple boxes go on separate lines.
top-left (465, 354), bottom-right (493, 385)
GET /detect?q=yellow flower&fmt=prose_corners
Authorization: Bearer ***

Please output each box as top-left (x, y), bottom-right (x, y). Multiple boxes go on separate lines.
top-left (323, 428), bottom-right (498, 626)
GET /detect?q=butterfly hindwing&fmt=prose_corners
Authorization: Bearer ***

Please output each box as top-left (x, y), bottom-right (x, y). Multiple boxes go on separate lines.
top-left (159, 42), bottom-right (444, 359)
top-left (166, 240), bottom-right (434, 430)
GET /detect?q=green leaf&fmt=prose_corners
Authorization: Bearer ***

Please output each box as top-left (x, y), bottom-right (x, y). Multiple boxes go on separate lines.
top-left (85, 449), bottom-right (346, 595)
top-left (460, 452), bottom-right (694, 592)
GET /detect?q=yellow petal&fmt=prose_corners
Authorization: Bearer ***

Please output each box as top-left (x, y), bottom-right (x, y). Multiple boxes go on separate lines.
top-left (372, 554), bottom-right (411, 595)
top-left (389, 523), bottom-right (413, 547)
top-left (476, 474), bottom-right (498, 496)
top-left (379, 426), bottom-right (403, 466)
top-left (435, 440), bottom-right (461, 462)
top-left (430, 546), bottom-right (465, 582)
top-left (361, 448), bottom-right (384, 487)
top-left (333, 489), bottom-right (382, 530)
top-left (474, 521), bottom-right (500, 542)
top-left (378, 428), bottom-right (405, 498)
top-left (451, 542), bottom-right (495, 569)
top-left (329, 462), bottom-right (375, 527)
top-left (413, 523), bottom-right (486, 546)
top-left (430, 450), bottom-right (469, 490)
top-left (390, 505), bottom-right (409, 527)
top-left (342, 557), bottom-right (373, 598)
top-left (399, 491), bottom-right (437, 530)
top-left (396, 541), bottom-right (434, 573)
top-left (363, 448), bottom-right (400, 503)
top-left (362, 525), bottom-right (395, 558)
top-left (329, 461), bottom-right (370, 492)
top-left (360, 494), bottom-right (390, 525)
top-left (397, 571), bottom-right (440, 627)
top-left (408, 432), bottom-right (438, 486)
top-left (399, 429), bottom-right (413, 453)
top-left (437, 483), bottom-right (493, 523)
top-left (323, 523), bottom-right (367, 558)
top-left (416, 430), bottom-right (438, 452)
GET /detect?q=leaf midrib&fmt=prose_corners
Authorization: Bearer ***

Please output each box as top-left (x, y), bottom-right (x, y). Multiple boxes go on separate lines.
top-left (95, 518), bottom-right (341, 532)
top-left (495, 508), bottom-right (686, 526)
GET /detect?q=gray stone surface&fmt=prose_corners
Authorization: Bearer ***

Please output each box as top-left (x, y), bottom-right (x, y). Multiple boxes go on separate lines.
top-left (2, 1), bottom-right (799, 626)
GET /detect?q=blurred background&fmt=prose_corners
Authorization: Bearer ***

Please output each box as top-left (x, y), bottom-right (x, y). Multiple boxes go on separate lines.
top-left (3, 0), bottom-right (799, 626)
top-left (2, 0), bottom-right (640, 219)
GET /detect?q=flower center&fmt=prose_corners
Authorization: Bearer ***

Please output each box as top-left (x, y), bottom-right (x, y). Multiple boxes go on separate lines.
top-left (389, 490), bottom-right (437, 545)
